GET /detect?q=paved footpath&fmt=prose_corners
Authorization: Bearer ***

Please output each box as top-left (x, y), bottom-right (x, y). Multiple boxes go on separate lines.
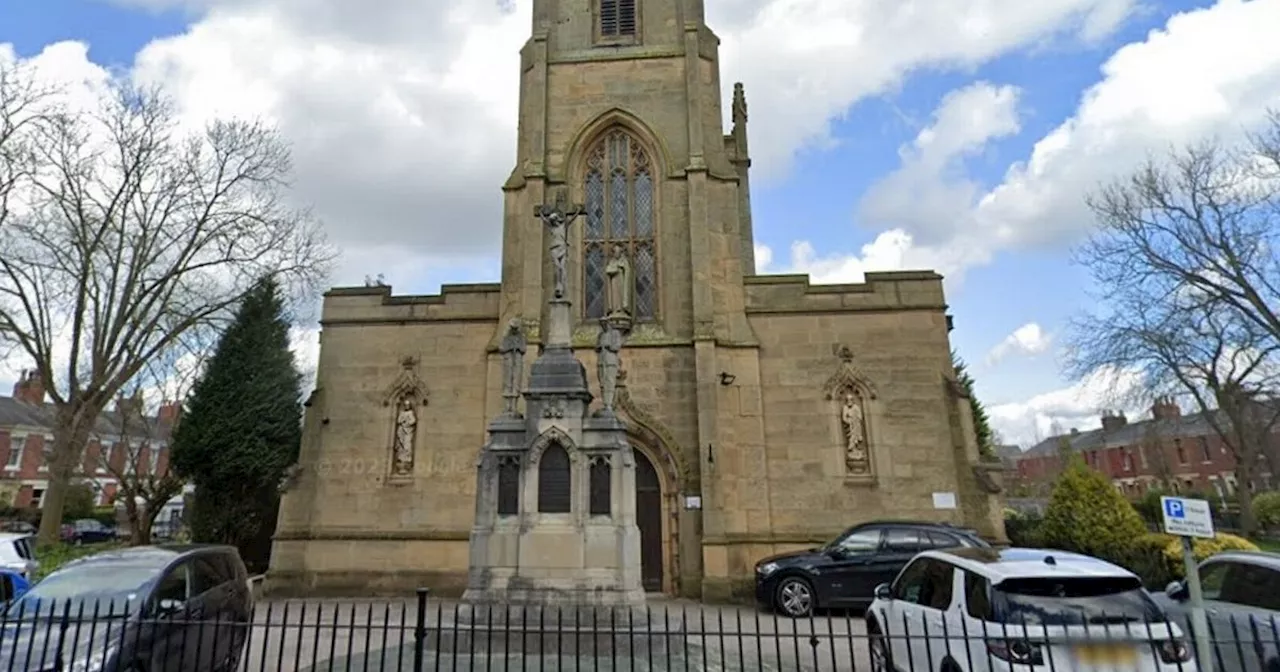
top-left (233, 597), bottom-right (874, 672)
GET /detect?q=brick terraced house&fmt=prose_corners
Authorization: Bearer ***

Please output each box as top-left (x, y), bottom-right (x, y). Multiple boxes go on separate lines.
top-left (0, 370), bottom-right (179, 511)
top-left (1013, 397), bottom-right (1279, 499)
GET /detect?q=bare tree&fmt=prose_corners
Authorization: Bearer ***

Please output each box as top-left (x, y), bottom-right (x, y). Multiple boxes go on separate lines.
top-left (82, 346), bottom-right (206, 545)
top-left (1067, 120), bottom-right (1280, 533)
top-left (1137, 421), bottom-right (1175, 492)
top-left (0, 67), bottom-right (335, 547)
top-left (0, 61), bottom-right (58, 233)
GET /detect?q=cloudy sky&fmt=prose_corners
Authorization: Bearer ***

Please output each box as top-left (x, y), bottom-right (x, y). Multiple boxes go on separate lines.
top-left (2, 0), bottom-right (1278, 448)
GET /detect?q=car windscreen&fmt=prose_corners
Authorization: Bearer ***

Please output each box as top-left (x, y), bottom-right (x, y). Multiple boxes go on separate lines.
top-left (5, 563), bottom-right (157, 619)
top-left (991, 576), bottom-right (1164, 626)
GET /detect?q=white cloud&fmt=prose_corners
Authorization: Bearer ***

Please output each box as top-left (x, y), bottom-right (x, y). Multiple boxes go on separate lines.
top-left (986, 322), bottom-right (1052, 365)
top-left (987, 365), bottom-right (1145, 448)
top-left (840, 0), bottom-right (1280, 280)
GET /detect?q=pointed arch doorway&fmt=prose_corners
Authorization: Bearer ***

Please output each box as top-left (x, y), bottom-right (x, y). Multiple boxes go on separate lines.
top-left (633, 447), bottom-right (665, 593)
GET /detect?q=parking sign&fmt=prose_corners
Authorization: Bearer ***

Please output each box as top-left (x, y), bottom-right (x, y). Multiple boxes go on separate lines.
top-left (1160, 496), bottom-right (1215, 539)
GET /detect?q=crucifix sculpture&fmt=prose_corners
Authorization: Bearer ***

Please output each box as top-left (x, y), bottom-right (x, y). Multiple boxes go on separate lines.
top-left (534, 188), bottom-right (586, 300)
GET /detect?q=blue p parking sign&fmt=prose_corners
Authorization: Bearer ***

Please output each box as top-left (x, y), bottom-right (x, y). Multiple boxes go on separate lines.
top-left (1164, 499), bottom-right (1185, 519)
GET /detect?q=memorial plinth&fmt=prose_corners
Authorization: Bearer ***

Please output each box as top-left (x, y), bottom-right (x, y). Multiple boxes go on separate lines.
top-left (451, 193), bottom-right (658, 653)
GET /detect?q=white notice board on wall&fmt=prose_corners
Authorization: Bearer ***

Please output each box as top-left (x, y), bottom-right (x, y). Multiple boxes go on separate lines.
top-left (932, 492), bottom-right (957, 510)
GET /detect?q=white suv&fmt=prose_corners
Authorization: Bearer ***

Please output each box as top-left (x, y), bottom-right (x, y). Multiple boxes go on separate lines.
top-left (0, 533), bottom-right (38, 579)
top-left (865, 547), bottom-right (1197, 672)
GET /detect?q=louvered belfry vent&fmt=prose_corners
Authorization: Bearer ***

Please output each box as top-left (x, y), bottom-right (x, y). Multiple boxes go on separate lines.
top-left (600, 0), bottom-right (637, 38)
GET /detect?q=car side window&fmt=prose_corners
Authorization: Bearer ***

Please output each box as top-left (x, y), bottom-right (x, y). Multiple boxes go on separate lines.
top-left (964, 571), bottom-right (992, 621)
top-left (0, 574), bottom-right (12, 603)
top-left (153, 563), bottom-right (191, 608)
top-left (1198, 562), bottom-right (1229, 601)
top-left (921, 560), bottom-right (955, 611)
top-left (836, 528), bottom-right (883, 555)
top-left (884, 528), bottom-right (924, 554)
top-left (190, 557), bottom-right (227, 596)
top-left (1228, 565), bottom-right (1280, 611)
top-left (892, 559), bottom-right (930, 602)
top-left (926, 531), bottom-right (960, 549)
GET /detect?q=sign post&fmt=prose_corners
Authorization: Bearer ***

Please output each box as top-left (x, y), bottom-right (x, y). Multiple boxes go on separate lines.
top-left (1160, 496), bottom-right (1215, 672)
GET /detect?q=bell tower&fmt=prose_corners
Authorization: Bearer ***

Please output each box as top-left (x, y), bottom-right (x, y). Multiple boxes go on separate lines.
top-left (494, 0), bottom-right (757, 347)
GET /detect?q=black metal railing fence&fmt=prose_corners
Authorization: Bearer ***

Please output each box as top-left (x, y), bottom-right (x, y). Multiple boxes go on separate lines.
top-left (0, 589), bottom-right (1275, 671)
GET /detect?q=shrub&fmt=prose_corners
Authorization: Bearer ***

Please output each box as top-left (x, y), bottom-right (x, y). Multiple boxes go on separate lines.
top-left (1253, 490), bottom-right (1280, 529)
top-left (1040, 457), bottom-right (1147, 563)
top-left (1159, 532), bottom-right (1258, 568)
top-left (1004, 510), bottom-right (1045, 548)
top-left (1122, 533), bottom-right (1182, 588)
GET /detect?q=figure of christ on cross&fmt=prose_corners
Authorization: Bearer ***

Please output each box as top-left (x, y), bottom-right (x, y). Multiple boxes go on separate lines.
top-left (534, 188), bottom-right (586, 300)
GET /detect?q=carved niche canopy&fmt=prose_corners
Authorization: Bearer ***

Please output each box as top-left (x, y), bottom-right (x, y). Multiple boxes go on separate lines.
top-left (822, 344), bottom-right (878, 401)
top-left (528, 426), bottom-right (578, 465)
top-left (383, 356), bottom-right (430, 407)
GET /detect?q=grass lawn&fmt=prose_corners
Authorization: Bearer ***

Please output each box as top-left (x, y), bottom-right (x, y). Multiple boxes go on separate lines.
top-left (33, 542), bottom-right (126, 580)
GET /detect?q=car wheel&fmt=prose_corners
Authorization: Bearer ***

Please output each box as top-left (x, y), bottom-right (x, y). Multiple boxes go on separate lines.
top-left (867, 619), bottom-right (890, 672)
top-left (773, 576), bottom-right (815, 618)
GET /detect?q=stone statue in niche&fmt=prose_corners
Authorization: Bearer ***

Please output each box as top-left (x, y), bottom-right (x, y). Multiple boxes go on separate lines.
top-left (840, 390), bottom-right (870, 473)
top-left (392, 397), bottom-right (417, 476)
top-left (605, 244), bottom-right (632, 318)
top-left (595, 318), bottom-right (624, 414)
top-left (499, 318), bottom-right (527, 416)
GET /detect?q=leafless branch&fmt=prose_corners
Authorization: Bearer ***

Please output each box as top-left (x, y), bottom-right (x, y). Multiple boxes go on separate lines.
top-left (1066, 112), bottom-right (1280, 533)
top-left (0, 65), bottom-right (337, 546)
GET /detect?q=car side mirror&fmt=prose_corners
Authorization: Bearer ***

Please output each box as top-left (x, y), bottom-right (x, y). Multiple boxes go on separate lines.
top-left (875, 583), bottom-right (893, 600)
top-left (1165, 581), bottom-right (1188, 601)
top-left (156, 598), bottom-right (184, 615)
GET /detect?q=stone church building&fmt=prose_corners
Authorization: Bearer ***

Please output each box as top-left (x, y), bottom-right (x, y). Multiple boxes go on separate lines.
top-left (267, 0), bottom-right (1006, 601)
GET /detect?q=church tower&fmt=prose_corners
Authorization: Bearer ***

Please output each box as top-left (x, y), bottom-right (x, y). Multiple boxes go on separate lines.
top-left (495, 0), bottom-right (757, 346)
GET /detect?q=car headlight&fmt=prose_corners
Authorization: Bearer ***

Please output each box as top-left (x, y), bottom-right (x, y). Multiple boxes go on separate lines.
top-left (756, 562), bottom-right (779, 576)
top-left (68, 645), bottom-right (116, 672)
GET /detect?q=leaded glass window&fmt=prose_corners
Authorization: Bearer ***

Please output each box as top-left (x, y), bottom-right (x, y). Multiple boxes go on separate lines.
top-left (582, 129), bottom-right (657, 321)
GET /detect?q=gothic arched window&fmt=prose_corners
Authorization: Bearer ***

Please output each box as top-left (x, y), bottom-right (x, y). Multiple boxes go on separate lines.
top-left (537, 443), bottom-right (572, 514)
top-left (582, 129), bottom-right (657, 321)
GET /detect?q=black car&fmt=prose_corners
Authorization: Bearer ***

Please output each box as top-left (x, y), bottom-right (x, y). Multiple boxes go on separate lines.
top-left (67, 519), bottom-right (118, 545)
top-left (754, 520), bottom-right (991, 617)
top-left (0, 544), bottom-right (253, 671)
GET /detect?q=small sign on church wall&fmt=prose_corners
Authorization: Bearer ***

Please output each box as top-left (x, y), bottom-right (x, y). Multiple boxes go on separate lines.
top-left (684, 495), bottom-right (702, 510)
top-left (932, 492), bottom-right (957, 510)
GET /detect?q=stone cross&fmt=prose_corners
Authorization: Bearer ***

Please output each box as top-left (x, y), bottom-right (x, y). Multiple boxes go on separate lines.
top-left (534, 189), bottom-right (586, 300)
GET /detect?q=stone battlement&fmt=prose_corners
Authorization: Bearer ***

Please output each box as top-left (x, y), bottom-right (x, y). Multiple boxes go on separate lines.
top-left (744, 270), bottom-right (946, 314)
top-left (321, 283), bottom-right (501, 325)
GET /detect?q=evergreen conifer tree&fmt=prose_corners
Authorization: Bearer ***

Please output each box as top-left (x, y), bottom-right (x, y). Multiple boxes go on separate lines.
top-left (170, 277), bottom-right (301, 567)
top-left (952, 351), bottom-right (995, 456)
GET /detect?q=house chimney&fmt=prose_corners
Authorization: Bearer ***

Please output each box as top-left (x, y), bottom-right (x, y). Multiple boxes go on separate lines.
top-left (158, 400), bottom-right (182, 425)
top-left (1070, 428), bottom-right (1080, 435)
top-left (11, 369), bottom-right (46, 404)
top-left (1151, 396), bottom-right (1181, 421)
top-left (1101, 410), bottom-right (1128, 432)
top-left (115, 393), bottom-right (145, 421)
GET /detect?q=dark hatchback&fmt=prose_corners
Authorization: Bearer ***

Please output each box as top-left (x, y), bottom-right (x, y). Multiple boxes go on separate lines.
top-left (0, 544), bottom-right (252, 672)
top-left (755, 521), bottom-right (990, 617)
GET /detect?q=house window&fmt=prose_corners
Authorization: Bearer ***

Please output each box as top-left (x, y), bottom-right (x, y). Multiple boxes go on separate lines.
top-left (496, 455), bottom-right (520, 516)
top-left (588, 456), bottom-right (611, 516)
top-left (1175, 439), bottom-right (1187, 465)
top-left (1139, 445), bottom-right (1148, 468)
top-left (1122, 450), bottom-right (1133, 472)
top-left (599, 0), bottom-right (637, 38)
top-left (1199, 437), bottom-right (1212, 462)
top-left (537, 444), bottom-right (572, 514)
top-left (31, 488), bottom-right (45, 508)
top-left (4, 437), bottom-right (24, 470)
top-left (149, 445), bottom-right (162, 474)
top-left (582, 129), bottom-right (657, 321)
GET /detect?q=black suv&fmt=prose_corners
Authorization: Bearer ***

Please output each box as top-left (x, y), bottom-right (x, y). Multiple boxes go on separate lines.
top-left (1, 544), bottom-right (253, 671)
top-left (754, 520), bottom-right (990, 617)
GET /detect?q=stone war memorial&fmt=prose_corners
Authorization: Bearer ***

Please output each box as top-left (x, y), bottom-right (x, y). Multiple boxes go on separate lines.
top-left (266, 0), bottom-right (1007, 603)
